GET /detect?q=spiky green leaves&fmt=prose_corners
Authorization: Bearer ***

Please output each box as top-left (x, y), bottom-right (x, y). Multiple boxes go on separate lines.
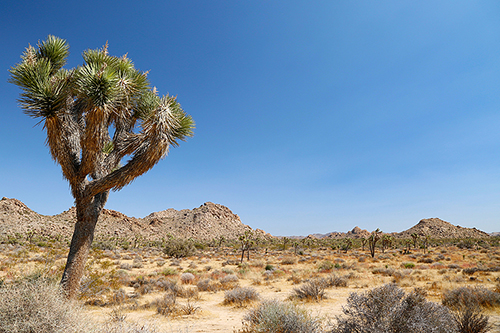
top-left (11, 36), bottom-right (194, 195)
top-left (9, 56), bottom-right (72, 118)
top-left (10, 36), bottom-right (71, 118)
top-left (141, 95), bottom-right (194, 149)
top-left (36, 35), bottom-right (69, 75)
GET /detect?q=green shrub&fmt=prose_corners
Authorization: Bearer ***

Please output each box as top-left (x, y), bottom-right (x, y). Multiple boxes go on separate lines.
top-left (290, 279), bottom-right (326, 302)
top-left (318, 260), bottom-right (334, 271)
top-left (241, 299), bottom-right (322, 333)
top-left (163, 238), bottom-right (196, 258)
top-left (224, 286), bottom-right (259, 307)
top-left (403, 262), bottom-right (415, 269)
top-left (331, 284), bottom-right (456, 333)
top-left (265, 264), bottom-right (274, 271)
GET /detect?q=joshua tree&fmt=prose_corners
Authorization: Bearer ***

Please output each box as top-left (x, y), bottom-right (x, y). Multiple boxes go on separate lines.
top-left (239, 230), bottom-right (254, 263)
top-left (411, 232), bottom-right (420, 249)
top-left (361, 237), bottom-right (368, 251)
top-left (342, 238), bottom-right (353, 253)
top-left (281, 236), bottom-right (290, 251)
top-left (368, 229), bottom-right (382, 258)
top-left (381, 234), bottom-right (393, 253)
top-left (9, 36), bottom-right (194, 298)
top-left (422, 234), bottom-right (431, 254)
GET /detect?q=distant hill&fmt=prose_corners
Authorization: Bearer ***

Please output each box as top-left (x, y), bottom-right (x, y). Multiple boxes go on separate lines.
top-left (300, 219), bottom-right (490, 240)
top-left (0, 197), bottom-right (270, 241)
top-left (396, 218), bottom-right (490, 239)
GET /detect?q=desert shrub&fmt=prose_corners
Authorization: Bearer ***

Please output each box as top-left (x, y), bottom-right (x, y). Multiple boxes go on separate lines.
top-left (418, 257), bottom-right (434, 264)
top-left (180, 272), bottom-right (195, 284)
top-left (197, 278), bottom-right (220, 292)
top-left (318, 260), bottom-right (334, 271)
top-left (290, 279), bottom-right (326, 302)
top-left (0, 279), bottom-right (91, 333)
top-left (443, 286), bottom-right (500, 309)
top-left (155, 292), bottom-right (178, 316)
top-left (119, 263), bottom-right (132, 270)
top-left (220, 274), bottom-right (239, 289)
top-left (155, 278), bottom-right (185, 296)
top-left (240, 299), bottom-right (322, 333)
top-left (264, 264), bottom-right (275, 271)
top-left (323, 274), bottom-right (348, 288)
top-left (250, 260), bottom-right (265, 268)
top-left (163, 238), bottom-right (196, 258)
top-left (403, 262), bottom-right (415, 269)
top-left (132, 257), bottom-right (143, 268)
top-left (224, 286), bottom-right (260, 306)
top-left (282, 256), bottom-right (298, 265)
top-left (453, 306), bottom-right (492, 333)
top-left (331, 284), bottom-right (456, 333)
top-left (160, 267), bottom-right (178, 276)
top-left (463, 267), bottom-right (479, 276)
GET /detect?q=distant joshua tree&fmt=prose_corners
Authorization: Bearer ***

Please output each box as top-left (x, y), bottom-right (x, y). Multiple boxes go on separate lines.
top-left (381, 234), bottom-right (393, 253)
top-left (368, 229), bottom-right (382, 258)
top-left (9, 36), bottom-right (194, 298)
top-left (411, 232), bottom-right (420, 249)
top-left (239, 230), bottom-right (254, 263)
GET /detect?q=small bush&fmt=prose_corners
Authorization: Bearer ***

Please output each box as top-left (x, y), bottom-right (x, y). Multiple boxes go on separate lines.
top-left (224, 286), bottom-right (260, 307)
top-left (290, 279), bottom-right (326, 302)
top-left (197, 278), bottom-right (220, 292)
top-left (264, 264), bottom-right (274, 271)
top-left (240, 299), bottom-right (322, 333)
top-left (220, 274), bottom-right (239, 289)
top-left (318, 260), bottom-right (334, 271)
top-left (454, 306), bottom-right (492, 333)
top-left (323, 274), bottom-right (348, 288)
top-left (281, 256), bottom-right (297, 265)
top-left (163, 238), bottom-right (196, 258)
top-left (180, 272), bottom-right (195, 284)
top-left (331, 284), bottom-right (456, 333)
top-left (160, 267), bottom-right (178, 276)
top-left (443, 286), bottom-right (500, 310)
top-left (155, 292), bottom-right (178, 316)
top-left (403, 262), bottom-right (415, 269)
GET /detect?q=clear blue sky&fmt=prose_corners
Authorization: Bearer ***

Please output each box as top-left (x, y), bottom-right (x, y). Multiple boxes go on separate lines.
top-left (1, 1), bottom-right (499, 235)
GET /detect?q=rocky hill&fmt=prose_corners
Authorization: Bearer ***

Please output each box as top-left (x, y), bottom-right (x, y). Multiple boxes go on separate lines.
top-left (304, 219), bottom-right (490, 240)
top-left (0, 197), bottom-right (269, 242)
top-left (396, 218), bottom-right (490, 239)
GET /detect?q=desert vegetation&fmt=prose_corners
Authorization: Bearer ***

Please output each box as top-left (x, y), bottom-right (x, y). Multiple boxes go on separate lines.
top-left (0, 230), bottom-right (499, 332)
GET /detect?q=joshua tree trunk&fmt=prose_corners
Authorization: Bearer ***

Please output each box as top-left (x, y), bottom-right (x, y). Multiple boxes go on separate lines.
top-left (60, 192), bottom-right (108, 298)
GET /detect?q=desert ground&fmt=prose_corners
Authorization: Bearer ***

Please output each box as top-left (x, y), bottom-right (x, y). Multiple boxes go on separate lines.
top-left (0, 237), bottom-right (499, 332)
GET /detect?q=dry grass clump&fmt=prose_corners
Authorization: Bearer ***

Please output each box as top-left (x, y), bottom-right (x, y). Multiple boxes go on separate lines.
top-left (331, 284), bottom-right (456, 333)
top-left (224, 286), bottom-right (260, 307)
top-left (239, 299), bottom-right (322, 333)
top-left (0, 279), bottom-right (92, 333)
top-left (323, 274), bottom-right (348, 288)
top-left (281, 256), bottom-right (298, 265)
top-left (196, 278), bottom-right (220, 292)
top-left (102, 321), bottom-right (162, 333)
top-left (152, 292), bottom-right (200, 317)
top-left (290, 278), bottom-right (326, 302)
top-left (442, 286), bottom-right (500, 310)
top-left (220, 274), bottom-right (239, 289)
